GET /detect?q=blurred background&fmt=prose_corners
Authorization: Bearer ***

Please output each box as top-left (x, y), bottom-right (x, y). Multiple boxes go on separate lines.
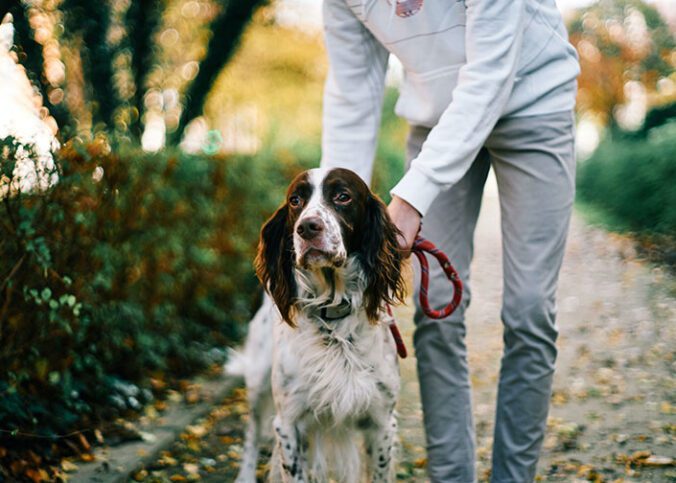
top-left (0, 0), bottom-right (674, 481)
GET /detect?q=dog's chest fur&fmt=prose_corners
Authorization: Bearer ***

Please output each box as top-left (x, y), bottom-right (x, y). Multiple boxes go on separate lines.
top-left (272, 307), bottom-right (399, 426)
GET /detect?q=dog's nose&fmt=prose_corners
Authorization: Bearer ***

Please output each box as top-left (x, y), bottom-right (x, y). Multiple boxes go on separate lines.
top-left (297, 217), bottom-right (324, 240)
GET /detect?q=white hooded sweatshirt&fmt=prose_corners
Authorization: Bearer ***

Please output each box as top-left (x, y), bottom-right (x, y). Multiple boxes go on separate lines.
top-left (320, 0), bottom-right (580, 215)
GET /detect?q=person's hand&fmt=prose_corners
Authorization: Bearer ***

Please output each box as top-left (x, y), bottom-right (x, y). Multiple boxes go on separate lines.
top-left (387, 195), bottom-right (421, 256)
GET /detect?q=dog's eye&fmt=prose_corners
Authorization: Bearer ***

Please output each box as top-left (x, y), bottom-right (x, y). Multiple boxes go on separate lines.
top-left (334, 192), bottom-right (351, 204)
top-left (289, 195), bottom-right (302, 208)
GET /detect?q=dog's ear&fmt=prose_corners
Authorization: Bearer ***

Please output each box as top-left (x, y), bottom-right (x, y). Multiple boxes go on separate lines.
top-left (359, 194), bottom-right (406, 322)
top-left (255, 205), bottom-right (297, 326)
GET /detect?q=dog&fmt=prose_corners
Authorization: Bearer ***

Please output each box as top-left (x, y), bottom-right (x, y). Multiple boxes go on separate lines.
top-left (226, 167), bottom-right (406, 482)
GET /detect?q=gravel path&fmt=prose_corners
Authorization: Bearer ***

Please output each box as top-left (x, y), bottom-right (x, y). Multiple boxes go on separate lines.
top-left (138, 192), bottom-right (675, 482)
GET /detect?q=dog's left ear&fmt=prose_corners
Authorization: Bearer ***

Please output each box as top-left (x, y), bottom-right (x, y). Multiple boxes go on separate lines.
top-left (359, 194), bottom-right (406, 322)
top-left (255, 205), bottom-right (297, 326)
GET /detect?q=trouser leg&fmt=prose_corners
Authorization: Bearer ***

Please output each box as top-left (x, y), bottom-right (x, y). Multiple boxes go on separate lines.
top-left (406, 125), bottom-right (490, 483)
top-left (486, 111), bottom-right (576, 482)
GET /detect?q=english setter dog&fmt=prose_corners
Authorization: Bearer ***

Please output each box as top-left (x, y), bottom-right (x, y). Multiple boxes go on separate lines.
top-left (226, 167), bottom-right (405, 482)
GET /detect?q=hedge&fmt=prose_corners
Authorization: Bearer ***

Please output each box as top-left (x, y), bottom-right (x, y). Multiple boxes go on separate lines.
top-left (0, 137), bottom-right (316, 460)
top-left (0, 90), bottom-right (406, 477)
top-left (576, 123), bottom-right (676, 236)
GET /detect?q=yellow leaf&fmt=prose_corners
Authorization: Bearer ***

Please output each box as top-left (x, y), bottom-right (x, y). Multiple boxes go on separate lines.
top-left (79, 453), bottom-right (95, 463)
top-left (132, 469), bottom-right (148, 481)
top-left (61, 460), bottom-right (79, 473)
top-left (186, 424), bottom-right (208, 438)
top-left (643, 455), bottom-right (674, 467)
top-left (660, 401), bottom-right (674, 414)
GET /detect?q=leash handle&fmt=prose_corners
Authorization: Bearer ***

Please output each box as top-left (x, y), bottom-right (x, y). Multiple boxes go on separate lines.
top-left (412, 236), bottom-right (463, 320)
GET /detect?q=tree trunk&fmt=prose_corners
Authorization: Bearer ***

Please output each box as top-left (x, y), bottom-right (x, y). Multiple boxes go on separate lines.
top-left (126, 0), bottom-right (161, 141)
top-left (61, 0), bottom-right (120, 133)
top-left (169, 0), bottom-right (267, 146)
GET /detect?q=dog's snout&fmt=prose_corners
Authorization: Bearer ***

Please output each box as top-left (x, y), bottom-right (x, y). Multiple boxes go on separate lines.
top-left (297, 217), bottom-right (324, 240)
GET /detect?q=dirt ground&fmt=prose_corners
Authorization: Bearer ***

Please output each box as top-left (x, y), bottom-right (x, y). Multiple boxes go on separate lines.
top-left (138, 194), bottom-right (675, 482)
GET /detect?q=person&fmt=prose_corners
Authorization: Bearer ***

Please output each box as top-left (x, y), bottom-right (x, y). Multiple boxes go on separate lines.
top-left (319, 0), bottom-right (580, 481)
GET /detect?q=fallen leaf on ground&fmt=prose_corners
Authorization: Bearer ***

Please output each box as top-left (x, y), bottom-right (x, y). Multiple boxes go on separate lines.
top-left (78, 434), bottom-right (90, 451)
top-left (61, 460), bottom-right (78, 472)
top-left (132, 469), bottom-right (148, 481)
top-left (79, 453), bottom-right (95, 462)
top-left (159, 453), bottom-right (178, 467)
top-left (631, 450), bottom-right (652, 461)
top-left (24, 468), bottom-right (49, 482)
top-left (643, 455), bottom-right (674, 467)
top-left (186, 424), bottom-right (208, 438)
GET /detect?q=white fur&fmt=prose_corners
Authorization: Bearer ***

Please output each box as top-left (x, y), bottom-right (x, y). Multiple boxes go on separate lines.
top-left (293, 168), bottom-right (347, 268)
top-left (228, 265), bottom-right (399, 482)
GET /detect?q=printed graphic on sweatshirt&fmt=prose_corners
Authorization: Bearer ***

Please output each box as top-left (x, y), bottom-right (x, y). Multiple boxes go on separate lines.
top-left (386, 0), bottom-right (424, 18)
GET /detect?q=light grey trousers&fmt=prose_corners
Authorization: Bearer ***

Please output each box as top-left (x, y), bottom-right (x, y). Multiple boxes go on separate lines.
top-left (407, 111), bottom-right (576, 483)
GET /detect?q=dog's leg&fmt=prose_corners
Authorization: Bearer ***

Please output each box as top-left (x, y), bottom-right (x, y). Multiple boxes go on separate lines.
top-left (236, 409), bottom-right (260, 483)
top-left (365, 412), bottom-right (397, 483)
top-left (232, 297), bottom-right (276, 483)
top-left (235, 383), bottom-right (272, 482)
top-left (270, 414), bottom-right (308, 483)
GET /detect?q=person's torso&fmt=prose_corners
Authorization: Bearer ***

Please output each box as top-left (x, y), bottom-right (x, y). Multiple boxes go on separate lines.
top-left (344, 0), bottom-right (580, 126)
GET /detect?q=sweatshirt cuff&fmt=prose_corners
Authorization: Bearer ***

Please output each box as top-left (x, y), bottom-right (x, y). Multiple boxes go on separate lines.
top-left (390, 167), bottom-right (442, 217)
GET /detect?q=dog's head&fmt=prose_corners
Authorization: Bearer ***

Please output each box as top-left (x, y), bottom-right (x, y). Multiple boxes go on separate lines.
top-left (255, 168), bottom-right (405, 326)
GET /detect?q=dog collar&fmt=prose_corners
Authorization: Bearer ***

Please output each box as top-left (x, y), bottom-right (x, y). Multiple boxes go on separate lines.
top-left (317, 299), bottom-right (352, 322)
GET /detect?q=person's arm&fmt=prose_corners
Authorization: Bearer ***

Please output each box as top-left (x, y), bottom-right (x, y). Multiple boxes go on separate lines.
top-left (390, 0), bottom-right (526, 221)
top-left (320, 0), bottom-right (389, 185)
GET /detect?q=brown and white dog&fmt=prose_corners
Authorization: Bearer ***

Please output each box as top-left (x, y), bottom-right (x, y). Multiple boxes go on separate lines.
top-left (226, 167), bottom-right (405, 482)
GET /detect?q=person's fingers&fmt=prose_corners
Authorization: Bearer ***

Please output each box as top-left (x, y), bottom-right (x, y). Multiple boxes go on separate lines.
top-left (397, 230), bottom-right (412, 257)
top-left (387, 195), bottom-right (421, 257)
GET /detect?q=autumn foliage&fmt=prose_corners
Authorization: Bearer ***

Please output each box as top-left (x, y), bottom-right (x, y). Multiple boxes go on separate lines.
top-left (0, 137), bottom-right (316, 480)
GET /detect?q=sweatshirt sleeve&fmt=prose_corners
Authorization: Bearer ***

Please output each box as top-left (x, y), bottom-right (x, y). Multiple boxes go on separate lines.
top-left (320, 0), bottom-right (389, 185)
top-left (390, 0), bottom-right (526, 216)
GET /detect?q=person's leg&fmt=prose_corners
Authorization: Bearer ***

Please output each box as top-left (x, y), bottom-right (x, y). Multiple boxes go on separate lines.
top-left (406, 125), bottom-right (490, 482)
top-left (486, 111), bottom-right (576, 482)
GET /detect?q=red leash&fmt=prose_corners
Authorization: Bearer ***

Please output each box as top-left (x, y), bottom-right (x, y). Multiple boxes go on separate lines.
top-left (412, 236), bottom-right (463, 319)
top-left (388, 236), bottom-right (463, 358)
top-left (386, 305), bottom-right (407, 358)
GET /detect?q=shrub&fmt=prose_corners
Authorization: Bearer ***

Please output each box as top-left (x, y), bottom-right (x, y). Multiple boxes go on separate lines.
top-left (576, 123), bottom-right (676, 235)
top-left (0, 89), bottom-right (406, 476)
top-left (372, 89), bottom-right (407, 204)
top-left (0, 137), bottom-right (312, 450)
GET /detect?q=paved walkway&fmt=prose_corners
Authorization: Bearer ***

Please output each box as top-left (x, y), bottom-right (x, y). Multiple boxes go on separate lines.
top-left (137, 190), bottom-right (675, 482)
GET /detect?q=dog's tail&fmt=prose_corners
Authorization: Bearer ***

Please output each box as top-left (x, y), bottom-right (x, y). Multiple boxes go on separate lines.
top-left (224, 348), bottom-right (246, 378)
top-left (223, 293), bottom-right (275, 380)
